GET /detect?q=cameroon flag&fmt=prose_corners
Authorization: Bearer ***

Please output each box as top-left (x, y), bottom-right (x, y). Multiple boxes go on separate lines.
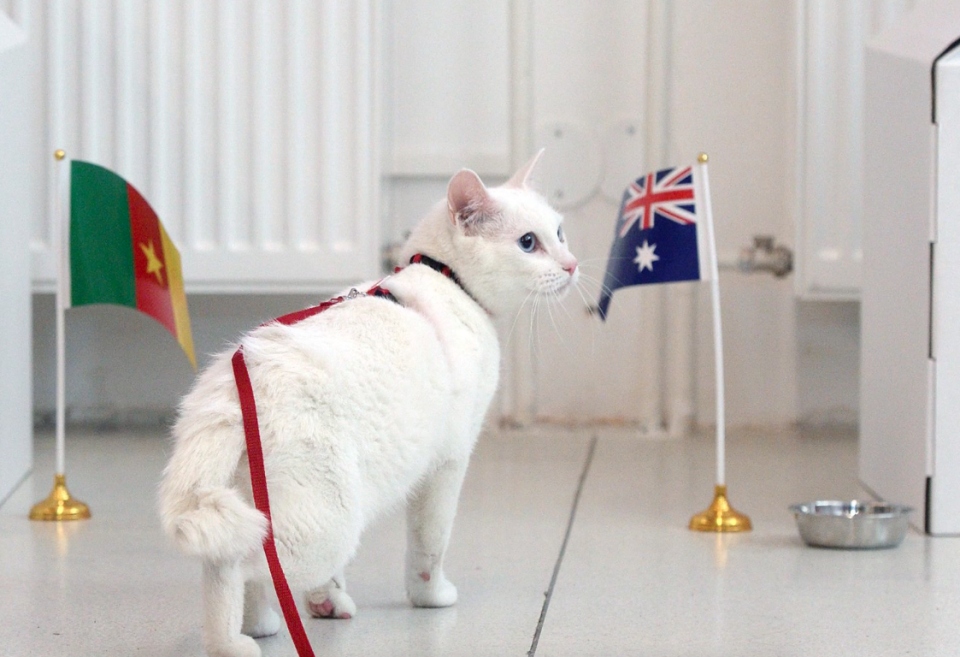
top-left (69, 161), bottom-right (196, 369)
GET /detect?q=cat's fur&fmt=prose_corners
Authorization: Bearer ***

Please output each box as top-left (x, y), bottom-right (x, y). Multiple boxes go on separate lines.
top-left (158, 152), bottom-right (578, 657)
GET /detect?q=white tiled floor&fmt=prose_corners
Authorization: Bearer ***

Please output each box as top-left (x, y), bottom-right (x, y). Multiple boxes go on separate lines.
top-left (2, 426), bottom-right (958, 656)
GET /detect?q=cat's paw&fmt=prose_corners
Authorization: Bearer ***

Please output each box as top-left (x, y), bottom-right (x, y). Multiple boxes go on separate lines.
top-left (241, 604), bottom-right (281, 638)
top-left (205, 634), bottom-right (262, 657)
top-left (306, 586), bottom-right (357, 620)
top-left (407, 573), bottom-right (458, 608)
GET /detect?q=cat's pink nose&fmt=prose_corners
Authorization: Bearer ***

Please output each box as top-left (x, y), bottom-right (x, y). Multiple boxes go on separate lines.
top-left (563, 259), bottom-right (578, 275)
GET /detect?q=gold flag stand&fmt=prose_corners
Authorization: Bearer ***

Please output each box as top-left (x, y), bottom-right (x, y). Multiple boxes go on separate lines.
top-left (29, 150), bottom-right (92, 522)
top-left (29, 474), bottom-right (91, 521)
top-left (688, 154), bottom-right (751, 533)
top-left (689, 485), bottom-right (751, 532)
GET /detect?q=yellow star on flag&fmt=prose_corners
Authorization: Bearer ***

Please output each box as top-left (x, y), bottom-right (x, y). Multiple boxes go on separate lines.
top-left (139, 240), bottom-right (165, 285)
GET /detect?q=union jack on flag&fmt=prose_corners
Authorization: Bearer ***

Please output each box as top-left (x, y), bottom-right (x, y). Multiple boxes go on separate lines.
top-left (618, 166), bottom-right (696, 236)
top-left (598, 163), bottom-right (713, 320)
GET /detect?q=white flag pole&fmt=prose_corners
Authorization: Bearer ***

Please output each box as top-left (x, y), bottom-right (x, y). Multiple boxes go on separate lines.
top-left (55, 150), bottom-right (68, 477)
top-left (30, 150), bottom-right (90, 521)
top-left (689, 153), bottom-right (750, 532)
top-left (698, 154), bottom-right (725, 487)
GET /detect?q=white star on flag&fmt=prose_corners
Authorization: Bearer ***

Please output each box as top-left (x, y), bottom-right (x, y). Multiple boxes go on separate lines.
top-left (634, 240), bottom-right (659, 272)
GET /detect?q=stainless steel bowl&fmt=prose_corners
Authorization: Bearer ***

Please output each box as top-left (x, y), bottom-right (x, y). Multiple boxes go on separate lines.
top-left (789, 500), bottom-right (913, 549)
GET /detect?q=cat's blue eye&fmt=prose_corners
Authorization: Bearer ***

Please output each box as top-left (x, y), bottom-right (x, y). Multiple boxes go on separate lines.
top-left (557, 226), bottom-right (565, 242)
top-left (518, 233), bottom-right (537, 253)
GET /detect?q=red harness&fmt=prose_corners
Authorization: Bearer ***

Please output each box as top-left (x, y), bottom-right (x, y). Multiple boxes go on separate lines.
top-left (231, 255), bottom-right (464, 656)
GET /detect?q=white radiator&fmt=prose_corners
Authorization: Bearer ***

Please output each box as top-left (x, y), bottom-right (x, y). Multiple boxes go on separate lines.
top-left (22, 0), bottom-right (379, 293)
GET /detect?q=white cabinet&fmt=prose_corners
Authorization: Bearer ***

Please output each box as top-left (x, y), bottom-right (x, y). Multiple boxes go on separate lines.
top-left (861, 1), bottom-right (960, 535)
top-left (794, 1), bottom-right (920, 300)
top-left (0, 11), bottom-right (33, 504)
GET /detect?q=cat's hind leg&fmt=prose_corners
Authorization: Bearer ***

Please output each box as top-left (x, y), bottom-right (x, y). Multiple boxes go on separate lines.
top-left (274, 469), bottom-right (361, 620)
top-left (405, 458), bottom-right (468, 608)
top-left (241, 579), bottom-right (281, 638)
top-left (202, 560), bottom-right (261, 657)
top-left (306, 570), bottom-right (356, 619)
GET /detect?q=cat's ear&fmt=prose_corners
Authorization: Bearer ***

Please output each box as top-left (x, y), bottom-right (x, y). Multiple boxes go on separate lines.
top-left (505, 148), bottom-right (545, 189)
top-left (447, 169), bottom-right (491, 226)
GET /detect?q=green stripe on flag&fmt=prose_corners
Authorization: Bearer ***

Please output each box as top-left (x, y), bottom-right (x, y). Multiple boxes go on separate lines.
top-left (70, 161), bottom-right (136, 308)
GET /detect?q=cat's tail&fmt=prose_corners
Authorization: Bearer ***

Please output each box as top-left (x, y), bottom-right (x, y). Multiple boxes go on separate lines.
top-left (159, 360), bottom-right (268, 563)
top-left (162, 485), bottom-right (267, 563)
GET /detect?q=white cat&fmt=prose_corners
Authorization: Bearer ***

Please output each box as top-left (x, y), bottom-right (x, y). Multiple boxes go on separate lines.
top-left (158, 151), bottom-right (578, 657)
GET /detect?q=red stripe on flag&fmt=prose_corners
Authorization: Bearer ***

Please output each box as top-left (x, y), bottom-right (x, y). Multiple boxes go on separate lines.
top-left (621, 171), bottom-right (695, 234)
top-left (656, 206), bottom-right (695, 225)
top-left (622, 187), bottom-right (695, 215)
top-left (660, 166), bottom-right (692, 189)
top-left (127, 184), bottom-right (177, 336)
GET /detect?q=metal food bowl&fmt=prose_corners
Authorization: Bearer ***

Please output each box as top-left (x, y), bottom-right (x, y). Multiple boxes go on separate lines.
top-left (789, 500), bottom-right (913, 549)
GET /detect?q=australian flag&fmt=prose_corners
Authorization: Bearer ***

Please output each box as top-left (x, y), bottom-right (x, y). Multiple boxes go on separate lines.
top-left (597, 164), bottom-right (711, 320)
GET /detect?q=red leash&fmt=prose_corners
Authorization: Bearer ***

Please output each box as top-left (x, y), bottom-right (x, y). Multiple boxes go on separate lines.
top-left (232, 286), bottom-right (395, 656)
top-left (233, 347), bottom-right (316, 657)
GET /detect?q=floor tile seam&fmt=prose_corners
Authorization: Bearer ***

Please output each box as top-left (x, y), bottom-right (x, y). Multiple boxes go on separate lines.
top-left (0, 468), bottom-right (33, 512)
top-left (526, 433), bottom-right (598, 657)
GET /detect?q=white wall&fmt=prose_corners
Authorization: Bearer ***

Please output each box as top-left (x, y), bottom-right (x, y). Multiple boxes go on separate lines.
top-left (32, 293), bottom-right (321, 426)
top-left (527, 0), bottom-right (858, 429)
top-left (30, 0), bottom-right (862, 431)
top-left (675, 0), bottom-right (799, 428)
top-left (796, 301), bottom-right (860, 428)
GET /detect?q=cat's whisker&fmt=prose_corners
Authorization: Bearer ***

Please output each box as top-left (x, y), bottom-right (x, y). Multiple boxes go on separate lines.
top-left (581, 256), bottom-right (633, 263)
top-left (543, 290), bottom-right (564, 344)
top-left (577, 262), bottom-right (629, 290)
top-left (531, 293), bottom-right (545, 358)
top-left (553, 287), bottom-right (576, 326)
top-left (578, 268), bottom-right (619, 287)
top-left (526, 293), bottom-right (537, 356)
top-left (536, 294), bottom-right (546, 356)
top-left (566, 280), bottom-right (599, 356)
top-left (556, 284), bottom-right (580, 325)
top-left (571, 278), bottom-right (593, 312)
top-left (577, 272), bottom-right (617, 298)
top-left (577, 279), bottom-right (603, 294)
top-left (585, 283), bottom-right (603, 356)
top-left (572, 257), bottom-right (615, 266)
top-left (505, 288), bottom-right (536, 347)
top-left (527, 296), bottom-right (540, 355)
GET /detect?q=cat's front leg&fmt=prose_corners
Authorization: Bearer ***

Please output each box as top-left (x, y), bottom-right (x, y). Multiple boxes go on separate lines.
top-left (405, 458), bottom-right (468, 608)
